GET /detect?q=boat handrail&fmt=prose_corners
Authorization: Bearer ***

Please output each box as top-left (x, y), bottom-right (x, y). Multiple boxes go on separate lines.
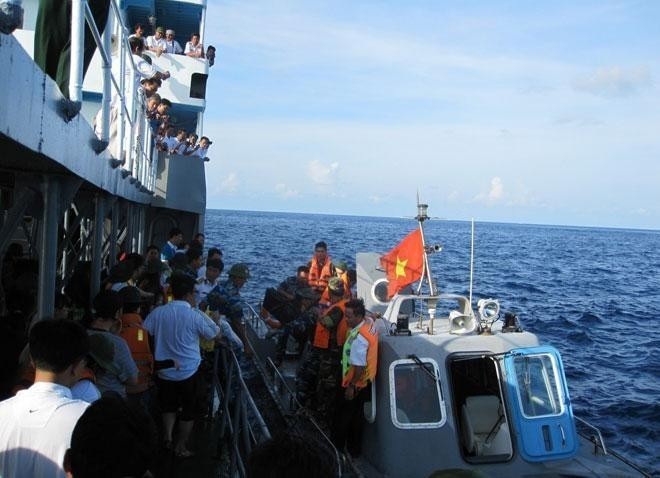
top-left (212, 343), bottom-right (271, 477)
top-left (70, 0), bottom-right (158, 192)
top-left (574, 415), bottom-right (607, 455)
top-left (242, 302), bottom-right (344, 477)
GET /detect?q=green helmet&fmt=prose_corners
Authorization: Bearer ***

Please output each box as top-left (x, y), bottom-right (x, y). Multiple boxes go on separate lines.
top-left (228, 263), bottom-right (250, 279)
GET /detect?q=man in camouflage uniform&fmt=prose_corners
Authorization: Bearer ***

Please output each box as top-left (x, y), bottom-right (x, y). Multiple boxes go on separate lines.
top-left (207, 263), bottom-right (250, 354)
top-left (296, 278), bottom-right (348, 429)
top-left (274, 287), bottom-right (319, 366)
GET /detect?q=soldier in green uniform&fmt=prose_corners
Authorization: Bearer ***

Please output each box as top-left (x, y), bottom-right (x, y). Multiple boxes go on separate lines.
top-left (207, 263), bottom-right (251, 354)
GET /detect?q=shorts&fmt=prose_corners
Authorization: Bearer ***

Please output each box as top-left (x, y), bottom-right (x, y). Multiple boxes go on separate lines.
top-left (156, 369), bottom-right (203, 421)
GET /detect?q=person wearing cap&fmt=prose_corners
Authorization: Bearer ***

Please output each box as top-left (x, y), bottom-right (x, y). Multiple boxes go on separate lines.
top-left (143, 272), bottom-right (222, 458)
top-left (164, 28), bottom-right (183, 54)
top-left (207, 263), bottom-right (250, 353)
top-left (320, 260), bottom-right (352, 303)
top-left (87, 290), bottom-right (139, 398)
top-left (296, 277), bottom-right (349, 429)
top-left (70, 333), bottom-right (115, 403)
top-left (273, 287), bottom-right (320, 366)
top-left (307, 241), bottom-right (335, 293)
top-left (146, 26), bottom-right (167, 56)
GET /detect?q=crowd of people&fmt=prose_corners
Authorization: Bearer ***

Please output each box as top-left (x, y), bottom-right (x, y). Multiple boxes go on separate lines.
top-left (259, 240), bottom-right (380, 457)
top-left (0, 234), bottom-right (378, 476)
top-left (93, 30), bottom-right (214, 164)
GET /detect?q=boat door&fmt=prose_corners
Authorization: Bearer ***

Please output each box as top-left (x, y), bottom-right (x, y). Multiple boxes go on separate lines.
top-left (503, 346), bottom-right (578, 462)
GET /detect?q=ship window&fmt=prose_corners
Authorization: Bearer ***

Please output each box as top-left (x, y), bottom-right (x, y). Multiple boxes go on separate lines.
top-left (389, 358), bottom-right (445, 429)
top-left (512, 353), bottom-right (563, 418)
top-left (190, 73), bottom-right (208, 99)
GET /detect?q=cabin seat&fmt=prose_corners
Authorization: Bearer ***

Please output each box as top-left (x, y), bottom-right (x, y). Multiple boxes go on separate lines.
top-left (461, 395), bottom-right (513, 457)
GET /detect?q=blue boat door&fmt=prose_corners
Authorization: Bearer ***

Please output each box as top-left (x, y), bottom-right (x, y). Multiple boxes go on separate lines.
top-left (503, 346), bottom-right (578, 462)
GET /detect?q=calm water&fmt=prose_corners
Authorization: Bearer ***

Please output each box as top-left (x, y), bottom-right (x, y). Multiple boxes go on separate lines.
top-left (205, 209), bottom-right (660, 474)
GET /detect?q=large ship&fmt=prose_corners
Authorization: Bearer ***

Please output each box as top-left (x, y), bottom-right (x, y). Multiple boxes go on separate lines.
top-left (2, 0), bottom-right (208, 317)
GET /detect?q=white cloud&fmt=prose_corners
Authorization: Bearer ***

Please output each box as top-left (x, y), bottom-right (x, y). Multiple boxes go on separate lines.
top-left (573, 66), bottom-right (652, 98)
top-left (275, 183), bottom-right (299, 198)
top-left (217, 173), bottom-right (239, 193)
top-left (307, 160), bottom-right (339, 186)
top-left (474, 177), bottom-right (504, 204)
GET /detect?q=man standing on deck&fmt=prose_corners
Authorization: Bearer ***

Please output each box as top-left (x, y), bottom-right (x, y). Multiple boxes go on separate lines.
top-left (296, 278), bottom-right (348, 429)
top-left (273, 287), bottom-right (320, 367)
top-left (331, 298), bottom-right (378, 457)
top-left (143, 272), bottom-right (221, 458)
top-left (307, 241), bottom-right (335, 294)
top-left (206, 263), bottom-right (251, 354)
top-left (161, 228), bottom-right (183, 263)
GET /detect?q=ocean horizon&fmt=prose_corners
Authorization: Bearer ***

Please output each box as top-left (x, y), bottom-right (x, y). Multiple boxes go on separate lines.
top-left (207, 208), bottom-right (660, 234)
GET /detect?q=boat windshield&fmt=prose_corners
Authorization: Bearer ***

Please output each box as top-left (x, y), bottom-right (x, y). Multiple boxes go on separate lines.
top-left (511, 353), bottom-right (564, 418)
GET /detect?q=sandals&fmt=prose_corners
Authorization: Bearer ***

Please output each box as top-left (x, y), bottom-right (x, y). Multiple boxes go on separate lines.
top-left (174, 448), bottom-right (196, 459)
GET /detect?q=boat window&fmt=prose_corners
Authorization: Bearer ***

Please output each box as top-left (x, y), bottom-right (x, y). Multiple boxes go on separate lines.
top-left (389, 358), bottom-right (445, 429)
top-left (512, 353), bottom-right (564, 418)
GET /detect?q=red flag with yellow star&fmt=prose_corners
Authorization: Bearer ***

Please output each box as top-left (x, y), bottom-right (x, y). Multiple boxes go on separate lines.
top-left (380, 229), bottom-right (424, 298)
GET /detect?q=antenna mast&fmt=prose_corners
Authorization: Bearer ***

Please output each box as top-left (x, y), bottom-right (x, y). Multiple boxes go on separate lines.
top-left (469, 218), bottom-right (474, 306)
top-left (415, 199), bottom-right (436, 296)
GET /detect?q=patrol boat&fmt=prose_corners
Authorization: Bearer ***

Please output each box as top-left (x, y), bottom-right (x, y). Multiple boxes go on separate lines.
top-left (247, 203), bottom-right (649, 478)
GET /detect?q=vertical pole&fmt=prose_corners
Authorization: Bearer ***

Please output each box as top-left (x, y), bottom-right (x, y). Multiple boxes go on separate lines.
top-left (136, 206), bottom-right (145, 253)
top-left (69, 0), bottom-right (86, 103)
top-left (90, 194), bottom-right (105, 302)
top-left (109, 202), bottom-right (119, 268)
top-left (117, 31), bottom-right (126, 164)
top-left (100, 14), bottom-right (113, 143)
top-left (37, 177), bottom-right (61, 320)
top-left (200, 6), bottom-right (207, 45)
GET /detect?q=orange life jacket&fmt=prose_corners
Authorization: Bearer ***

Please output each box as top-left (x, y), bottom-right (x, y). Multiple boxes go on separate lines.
top-left (342, 319), bottom-right (379, 389)
top-left (312, 299), bottom-right (348, 349)
top-left (308, 256), bottom-right (334, 292)
top-left (119, 313), bottom-right (154, 393)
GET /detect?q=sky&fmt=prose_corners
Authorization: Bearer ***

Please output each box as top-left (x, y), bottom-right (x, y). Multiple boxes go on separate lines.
top-left (201, 0), bottom-right (660, 230)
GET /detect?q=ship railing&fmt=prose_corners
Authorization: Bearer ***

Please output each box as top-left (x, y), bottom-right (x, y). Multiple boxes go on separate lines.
top-left (212, 343), bottom-right (271, 478)
top-left (242, 302), bottom-right (344, 477)
top-left (70, 0), bottom-right (157, 193)
top-left (574, 416), bottom-right (608, 455)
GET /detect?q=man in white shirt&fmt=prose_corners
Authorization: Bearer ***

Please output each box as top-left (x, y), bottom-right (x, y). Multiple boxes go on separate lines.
top-left (0, 319), bottom-right (90, 478)
top-left (146, 26), bottom-right (167, 56)
top-left (184, 33), bottom-right (204, 58)
top-left (144, 272), bottom-right (222, 458)
top-left (164, 29), bottom-right (183, 54)
top-left (195, 258), bottom-right (223, 308)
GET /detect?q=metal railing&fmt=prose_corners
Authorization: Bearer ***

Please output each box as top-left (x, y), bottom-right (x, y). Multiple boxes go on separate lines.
top-left (241, 303), bottom-right (344, 477)
top-left (212, 345), bottom-right (271, 478)
top-left (69, 0), bottom-right (157, 193)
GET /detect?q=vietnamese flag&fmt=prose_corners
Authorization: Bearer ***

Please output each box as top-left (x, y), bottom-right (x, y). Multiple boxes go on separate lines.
top-left (380, 229), bottom-right (425, 298)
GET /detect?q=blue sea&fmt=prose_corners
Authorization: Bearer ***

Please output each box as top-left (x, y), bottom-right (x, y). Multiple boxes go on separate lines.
top-left (205, 209), bottom-right (660, 475)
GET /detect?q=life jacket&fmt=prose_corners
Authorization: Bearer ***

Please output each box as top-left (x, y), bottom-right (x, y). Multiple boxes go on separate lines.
top-left (312, 299), bottom-right (347, 349)
top-left (320, 271), bottom-right (352, 303)
top-left (119, 313), bottom-right (154, 393)
top-left (308, 256), bottom-right (334, 292)
top-left (342, 319), bottom-right (379, 389)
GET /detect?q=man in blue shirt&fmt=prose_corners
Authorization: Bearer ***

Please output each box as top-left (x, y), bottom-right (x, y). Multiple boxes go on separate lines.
top-left (160, 227), bottom-right (183, 263)
top-left (207, 263), bottom-right (250, 354)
